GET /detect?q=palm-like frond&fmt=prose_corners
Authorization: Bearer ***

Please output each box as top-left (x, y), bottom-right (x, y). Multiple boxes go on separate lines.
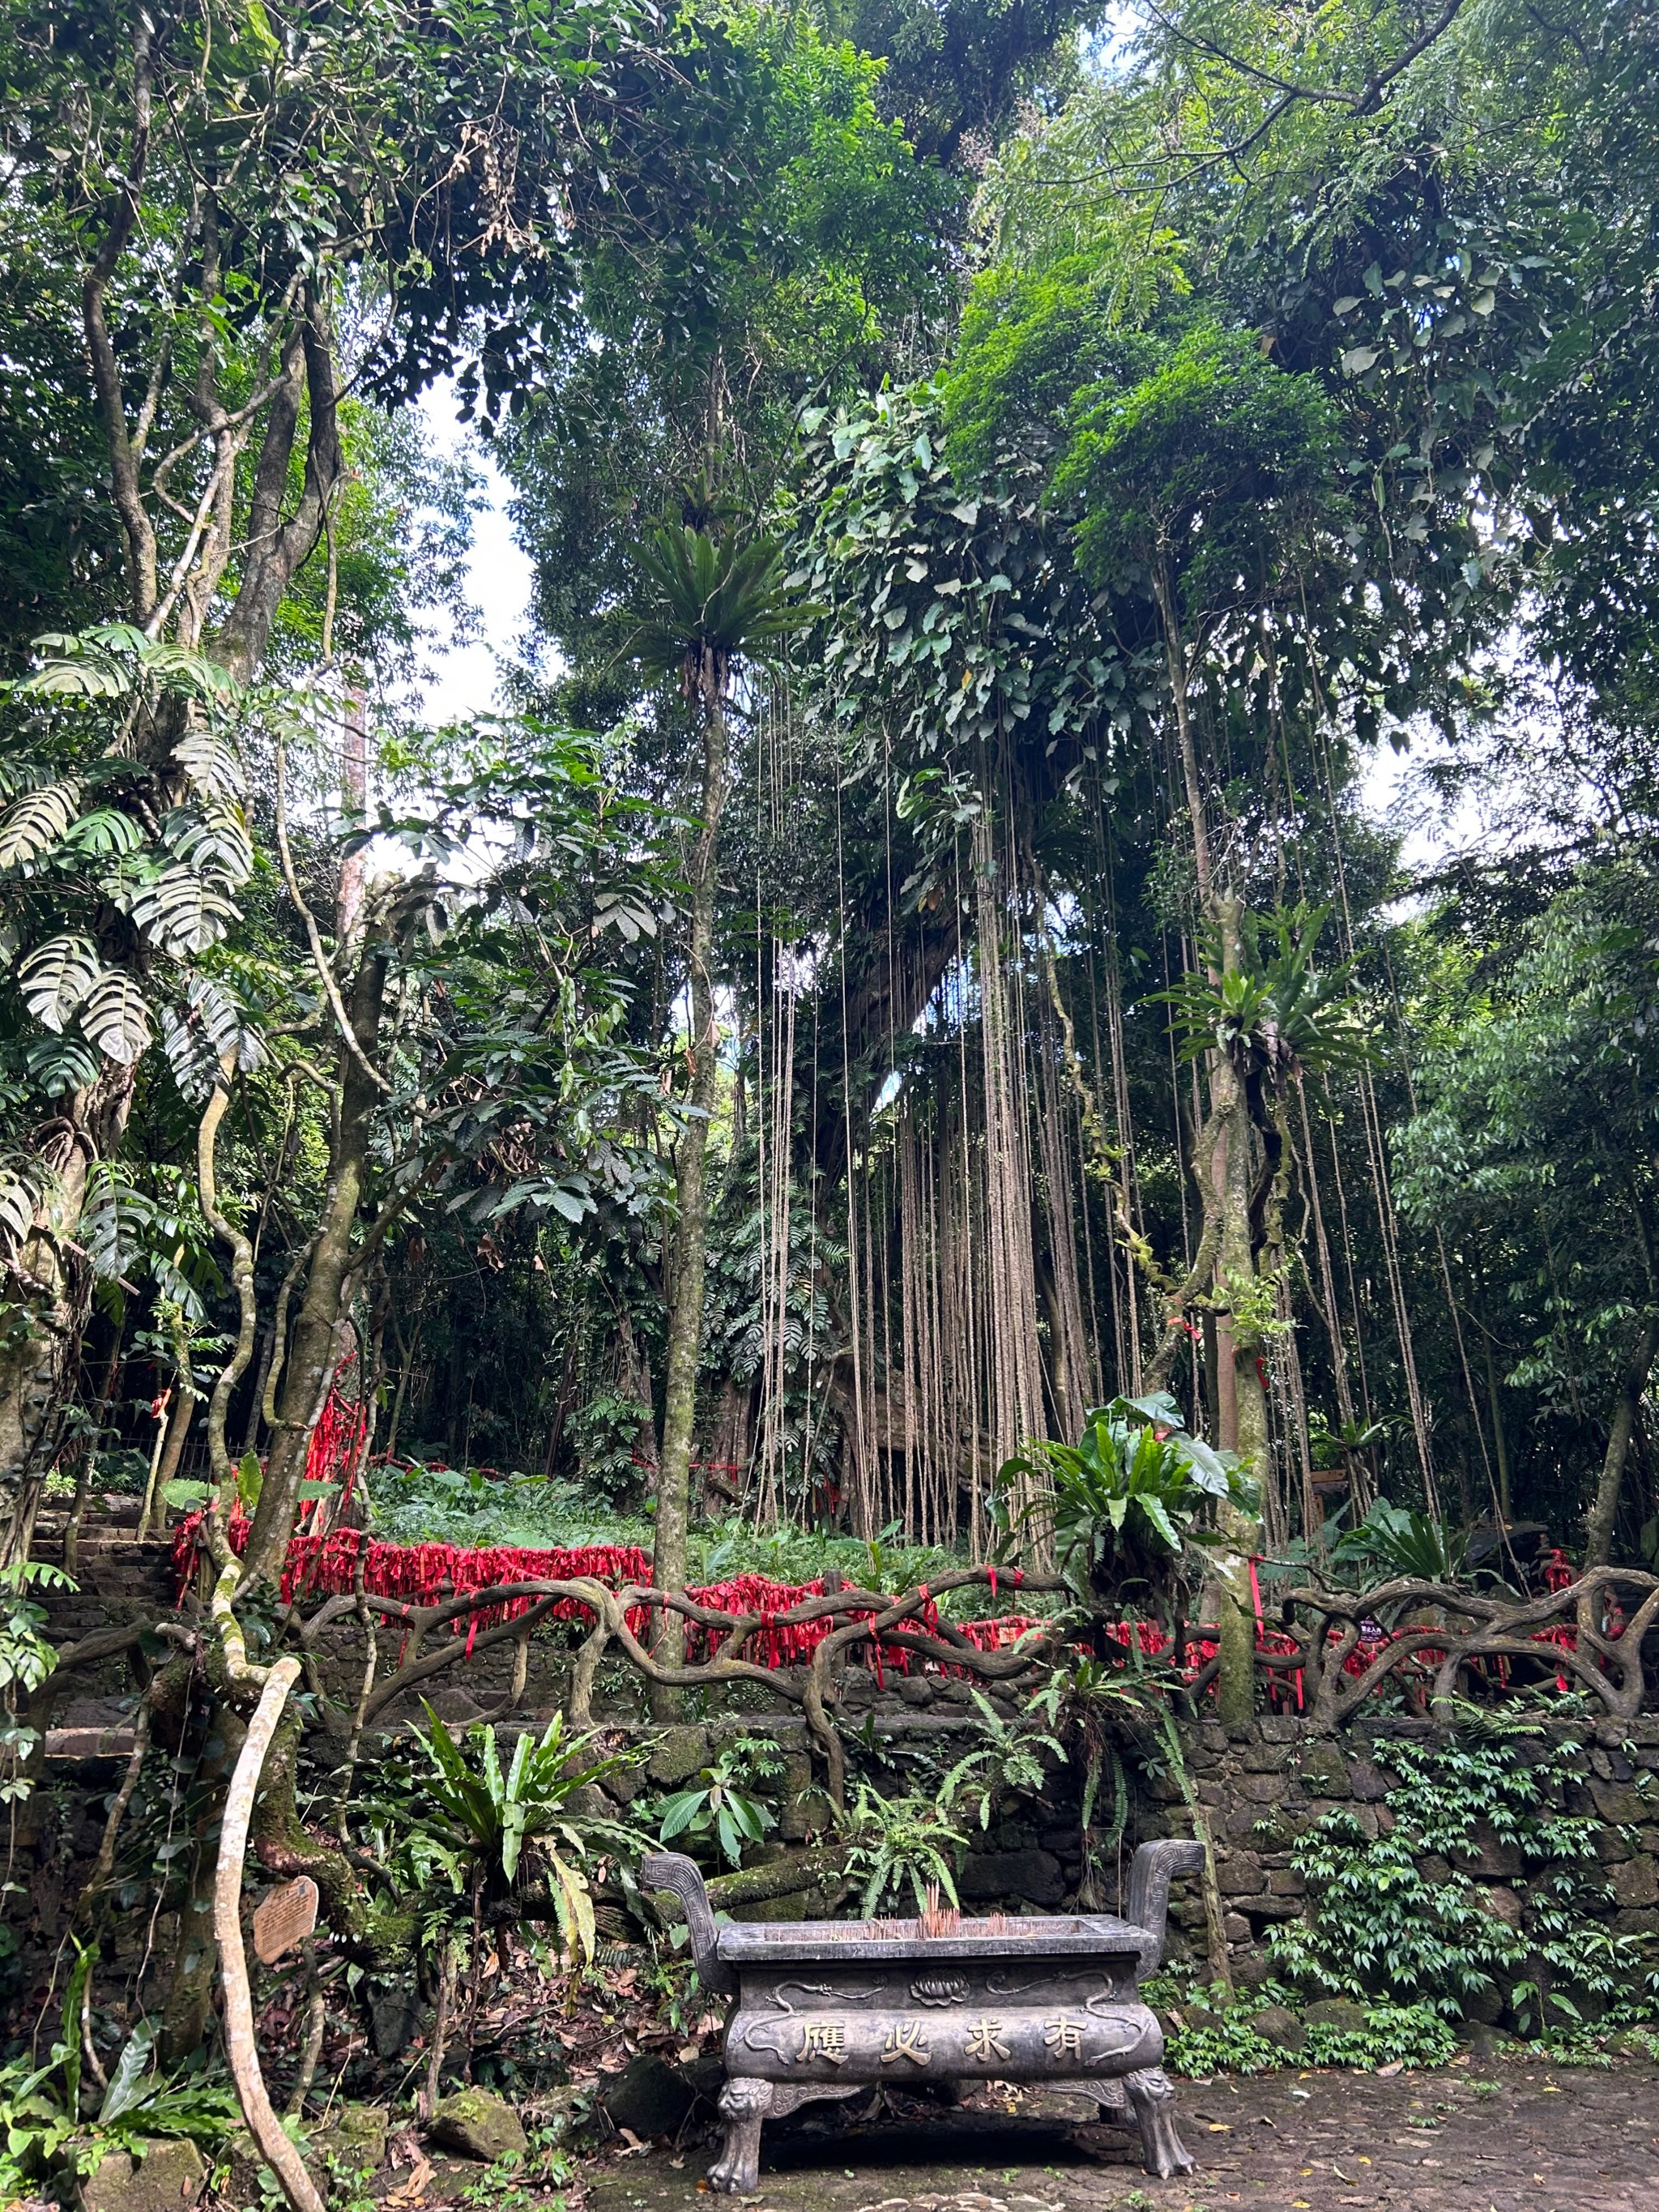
top-left (401, 1704), bottom-right (644, 1954)
top-left (622, 526), bottom-right (821, 688)
top-left (1158, 903), bottom-right (1371, 1083)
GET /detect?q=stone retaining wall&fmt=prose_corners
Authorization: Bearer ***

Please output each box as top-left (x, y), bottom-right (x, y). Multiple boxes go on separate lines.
top-left (1137, 1714), bottom-right (1659, 1992)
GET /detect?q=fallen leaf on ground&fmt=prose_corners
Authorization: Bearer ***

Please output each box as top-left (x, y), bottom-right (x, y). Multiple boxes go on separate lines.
top-left (384, 2155), bottom-right (434, 2206)
top-left (1376, 2059), bottom-right (1403, 2075)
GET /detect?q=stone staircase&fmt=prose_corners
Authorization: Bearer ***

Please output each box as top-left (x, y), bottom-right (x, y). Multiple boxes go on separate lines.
top-left (31, 1507), bottom-right (178, 1719)
top-left (32, 1504), bottom-right (179, 1608)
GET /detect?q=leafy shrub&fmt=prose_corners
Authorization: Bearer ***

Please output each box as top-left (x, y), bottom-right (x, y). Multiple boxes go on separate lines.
top-left (994, 1391), bottom-right (1256, 1608)
top-left (1332, 1497), bottom-right (1469, 1582)
top-left (1152, 1978), bottom-right (1457, 2076)
top-left (384, 1706), bottom-right (644, 1958)
top-left (1, 1560), bottom-right (74, 1806)
top-left (940, 1689), bottom-right (1064, 1829)
top-left (1270, 1724), bottom-right (1659, 2034)
top-left (656, 1736), bottom-right (785, 1864)
top-left (565, 1392), bottom-right (653, 1508)
top-left (838, 1782), bottom-right (967, 1914)
top-left (1152, 1985), bottom-right (1279, 2076)
top-left (0, 1949), bottom-right (237, 2197)
top-left (1303, 2003), bottom-right (1458, 2069)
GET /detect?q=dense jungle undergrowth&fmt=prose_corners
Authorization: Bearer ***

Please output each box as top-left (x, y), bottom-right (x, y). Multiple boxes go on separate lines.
top-left (6, 0), bottom-right (1659, 2206)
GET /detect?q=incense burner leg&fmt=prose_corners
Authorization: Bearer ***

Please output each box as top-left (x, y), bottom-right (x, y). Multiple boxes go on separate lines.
top-left (1124, 2066), bottom-right (1195, 2178)
top-left (1055, 2074), bottom-right (1131, 2124)
top-left (710, 2077), bottom-right (773, 2194)
top-left (1095, 2077), bottom-right (1131, 2122)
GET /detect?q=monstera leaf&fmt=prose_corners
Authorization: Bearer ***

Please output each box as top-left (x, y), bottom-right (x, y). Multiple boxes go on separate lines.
top-left (62, 807), bottom-right (145, 860)
top-left (160, 976), bottom-right (263, 1100)
top-left (162, 803), bottom-right (253, 886)
top-left (17, 934), bottom-right (99, 1031)
top-left (78, 971), bottom-right (153, 1062)
top-left (0, 779), bottom-right (83, 868)
top-left (25, 1033), bottom-right (103, 1095)
top-left (172, 728), bottom-right (243, 802)
top-left (0, 1156), bottom-right (45, 1245)
top-left (131, 865), bottom-right (238, 956)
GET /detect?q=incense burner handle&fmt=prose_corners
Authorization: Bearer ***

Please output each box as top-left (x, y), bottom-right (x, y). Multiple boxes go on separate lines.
top-left (1124, 1838), bottom-right (1205, 1972)
top-left (641, 1850), bottom-right (738, 1996)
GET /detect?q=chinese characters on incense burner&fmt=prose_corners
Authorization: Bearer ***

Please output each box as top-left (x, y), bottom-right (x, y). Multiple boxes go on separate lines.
top-left (778, 2004), bottom-right (1124, 2075)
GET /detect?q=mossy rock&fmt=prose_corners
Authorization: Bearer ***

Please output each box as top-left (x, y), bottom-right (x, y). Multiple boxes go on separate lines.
top-left (78, 2137), bottom-right (206, 2212)
top-left (428, 2086), bottom-right (528, 2163)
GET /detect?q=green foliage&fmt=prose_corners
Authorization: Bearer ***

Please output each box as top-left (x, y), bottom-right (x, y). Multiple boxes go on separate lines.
top-left (1054, 322), bottom-right (1340, 617)
top-left (1151, 1979), bottom-right (1456, 2077)
top-left (697, 1518), bottom-right (967, 1597)
top-left (655, 1736), bottom-right (785, 1865)
top-left (1028, 1656), bottom-right (1161, 1838)
top-left (370, 1461), bottom-right (574, 1548)
top-left (938, 1689), bottom-right (1064, 1830)
top-left (831, 0), bottom-right (1094, 168)
top-left (1270, 1727), bottom-right (1659, 2031)
top-left (566, 1394), bottom-right (654, 1510)
top-left (838, 1781), bottom-right (968, 1915)
top-left (996, 1392), bottom-right (1256, 1606)
top-left (1159, 906), bottom-right (1370, 1084)
top-left (0, 1560), bottom-right (75, 1805)
top-left (0, 627), bottom-right (261, 1142)
top-left (0, 1953), bottom-right (237, 2197)
top-left (497, 0), bottom-right (953, 693)
top-left (625, 524), bottom-right (820, 691)
top-left (397, 1708), bottom-right (644, 1959)
top-left (1396, 861), bottom-right (1659, 1469)
top-left (795, 383), bottom-right (1124, 836)
top-left (943, 258), bottom-right (1166, 480)
top-left (1307, 1411), bottom-right (1385, 1474)
top-left (1332, 1497), bottom-right (1469, 1583)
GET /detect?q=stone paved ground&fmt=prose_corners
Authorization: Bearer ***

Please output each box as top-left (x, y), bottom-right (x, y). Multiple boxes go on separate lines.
top-left (585, 2060), bottom-right (1659, 2212)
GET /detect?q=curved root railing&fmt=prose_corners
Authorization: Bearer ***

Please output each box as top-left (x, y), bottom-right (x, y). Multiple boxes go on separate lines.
top-left (237, 1561), bottom-right (1659, 1788)
top-left (1256, 1565), bottom-right (1659, 1727)
top-left (289, 1567), bottom-right (1070, 1801)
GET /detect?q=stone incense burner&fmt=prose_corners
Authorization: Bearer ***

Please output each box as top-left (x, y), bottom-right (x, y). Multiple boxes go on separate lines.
top-left (642, 1838), bottom-right (1205, 2191)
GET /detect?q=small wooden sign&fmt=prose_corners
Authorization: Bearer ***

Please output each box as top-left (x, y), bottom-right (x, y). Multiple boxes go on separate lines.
top-left (254, 1876), bottom-right (319, 1964)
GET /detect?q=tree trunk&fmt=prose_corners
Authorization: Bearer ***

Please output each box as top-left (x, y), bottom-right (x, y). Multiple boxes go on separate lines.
top-left (1209, 897), bottom-right (1265, 1726)
top-left (653, 656), bottom-right (729, 1697)
top-left (241, 949), bottom-right (388, 1588)
top-left (1585, 1315), bottom-right (1658, 1568)
top-left (0, 1065), bottom-right (136, 1568)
